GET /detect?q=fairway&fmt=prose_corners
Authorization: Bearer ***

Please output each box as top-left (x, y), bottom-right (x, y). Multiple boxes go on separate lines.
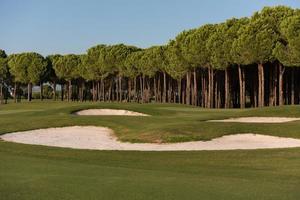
top-left (1, 101), bottom-right (300, 199)
top-left (2, 1), bottom-right (300, 199)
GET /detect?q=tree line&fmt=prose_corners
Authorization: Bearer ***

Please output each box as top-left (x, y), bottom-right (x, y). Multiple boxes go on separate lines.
top-left (0, 6), bottom-right (300, 108)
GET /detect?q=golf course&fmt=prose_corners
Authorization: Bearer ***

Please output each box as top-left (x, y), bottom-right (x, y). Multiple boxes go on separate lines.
top-left (1, 101), bottom-right (300, 199)
top-left (2, 1), bottom-right (300, 199)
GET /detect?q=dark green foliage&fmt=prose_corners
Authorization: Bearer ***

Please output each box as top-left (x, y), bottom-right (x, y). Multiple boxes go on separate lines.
top-left (2, 6), bottom-right (300, 108)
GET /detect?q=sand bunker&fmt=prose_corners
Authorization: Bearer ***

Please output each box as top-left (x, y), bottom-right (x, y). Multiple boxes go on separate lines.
top-left (2, 126), bottom-right (300, 151)
top-left (209, 117), bottom-right (300, 123)
top-left (75, 109), bottom-right (149, 116)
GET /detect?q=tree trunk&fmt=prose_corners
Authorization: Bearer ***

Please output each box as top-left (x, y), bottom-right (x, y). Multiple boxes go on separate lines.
top-left (154, 75), bottom-right (157, 102)
top-left (168, 77), bottom-right (172, 103)
top-left (163, 72), bottom-right (167, 103)
top-left (139, 76), bottom-right (143, 103)
top-left (61, 84), bottom-right (64, 101)
top-left (28, 83), bottom-right (32, 101)
top-left (285, 72), bottom-right (289, 104)
top-left (92, 81), bottom-right (96, 101)
top-left (53, 81), bottom-right (56, 101)
top-left (186, 71), bottom-right (191, 105)
top-left (40, 82), bottom-right (43, 101)
top-left (193, 69), bottom-right (197, 106)
top-left (67, 80), bottom-right (72, 102)
top-left (215, 72), bottom-right (219, 108)
top-left (207, 68), bottom-right (211, 108)
top-left (217, 77), bottom-right (221, 108)
top-left (143, 75), bottom-right (146, 103)
top-left (268, 66), bottom-right (274, 106)
top-left (225, 68), bottom-right (230, 108)
top-left (207, 67), bottom-right (214, 108)
top-left (274, 65), bottom-right (277, 106)
top-left (97, 81), bottom-right (100, 101)
top-left (134, 77), bottom-right (137, 102)
top-left (0, 82), bottom-right (3, 104)
top-left (238, 65), bottom-right (245, 108)
top-left (178, 79), bottom-right (182, 104)
top-left (157, 73), bottom-right (161, 102)
top-left (108, 80), bottom-right (112, 102)
top-left (291, 68), bottom-right (295, 105)
top-left (119, 75), bottom-right (122, 102)
top-left (258, 63), bottom-right (264, 107)
top-left (14, 82), bottom-right (17, 103)
top-left (201, 72), bottom-right (205, 107)
top-left (80, 81), bottom-right (84, 102)
top-left (279, 63), bottom-right (285, 106)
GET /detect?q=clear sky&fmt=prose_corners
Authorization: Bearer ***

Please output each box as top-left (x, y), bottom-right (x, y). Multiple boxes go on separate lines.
top-left (1, 0), bottom-right (300, 56)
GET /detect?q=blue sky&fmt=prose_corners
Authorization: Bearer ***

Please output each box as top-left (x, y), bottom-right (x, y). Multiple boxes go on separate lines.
top-left (0, 0), bottom-right (299, 56)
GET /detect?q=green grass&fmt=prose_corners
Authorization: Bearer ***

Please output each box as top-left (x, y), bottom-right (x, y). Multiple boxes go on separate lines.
top-left (1, 101), bottom-right (300, 142)
top-left (1, 101), bottom-right (300, 199)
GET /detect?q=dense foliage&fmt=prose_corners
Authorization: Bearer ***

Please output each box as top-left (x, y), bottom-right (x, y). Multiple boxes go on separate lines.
top-left (1, 6), bottom-right (300, 108)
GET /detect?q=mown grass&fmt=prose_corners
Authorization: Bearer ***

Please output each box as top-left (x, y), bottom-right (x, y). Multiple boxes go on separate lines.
top-left (1, 101), bottom-right (300, 199)
top-left (1, 141), bottom-right (300, 200)
top-left (1, 101), bottom-right (300, 142)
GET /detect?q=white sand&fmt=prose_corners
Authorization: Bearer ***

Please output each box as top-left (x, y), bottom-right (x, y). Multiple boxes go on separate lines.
top-left (208, 117), bottom-right (300, 123)
top-left (1, 126), bottom-right (300, 151)
top-left (75, 109), bottom-right (149, 116)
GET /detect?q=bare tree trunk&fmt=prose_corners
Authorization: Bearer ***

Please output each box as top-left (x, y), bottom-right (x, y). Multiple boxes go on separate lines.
top-left (225, 68), bottom-right (230, 108)
top-left (115, 77), bottom-right (119, 102)
top-left (158, 76), bottom-right (161, 102)
top-left (92, 81), bottom-right (96, 101)
top-left (143, 75), bottom-right (146, 103)
top-left (193, 69), bottom-right (197, 106)
top-left (285, 72), bottom-right (289, 104)
top-left (163, 72), bottom-right (167, 103)
top-left (173, 81), bottom-right (176, 103)
top-left (178, 79), bottom-right (182, 104)
top-left (80, 81), bottom-right (84, 102)
top-left (207, 68), bottom-right (211, 108)
top-left (68, 80), bottom-right (72, 102)
top-left (28, 83), bottom-right (32, 101)
top-left (153, 75), bottom-right (157, 102)
top-left (108, 80), bottom-right (112, 102)
top-left (0, 82), bottom-right (3, 104)
top-left (61, 83), bottom-right (64, 101)
top-left (182, 79), bottom-right (186, 104)
top-left (291, 68), bottom-right (295, 105)
top-left (112, 79), bottom-right (115, 101)
top-left (96, 81), bottom-right (100, 101)
top-left (158, 73), bottom-right (161, 102)
top-left (258, 63), bottom-right (264, 107)
top-left (215, 72), bottom-right (218, 108)
top-left (238, 65), bottom-right (245, 108)
top-left (274, 65), bottom-right (277, 106)
top-left (207, 66), bottom-right (214, 108)
top-left (99, 79), bottom-right (103, 101)
top-left (139, 76), bottom-right (143, 103)
top-left (279, 63), bottom-right (285, 106)
top-left (168, 77), bottom-right (172, 103)
top-left (217, 78), bottom-right (221, 108)
top-left (119, 75), bottom-right (122, 102)
top-left (14, 82), bottom-right (17, 103)
top-left (53, 81), bottom-right (56, 101)
top-left (269, 66), bottom-right (274, 106)
top-left (134, 77), bottom-right (137, 102)
top-left (186, 71), bottom-right (191, 105)
top-left (201, 72), bottom-right (205, 107)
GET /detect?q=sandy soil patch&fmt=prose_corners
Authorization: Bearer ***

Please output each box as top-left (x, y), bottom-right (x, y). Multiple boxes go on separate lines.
top-left (208, 117), bottom-right (300, 123)
top-left (2, 126), bottom-right (300, 151)
top-left (75, 109), bottom-right (149, 116)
